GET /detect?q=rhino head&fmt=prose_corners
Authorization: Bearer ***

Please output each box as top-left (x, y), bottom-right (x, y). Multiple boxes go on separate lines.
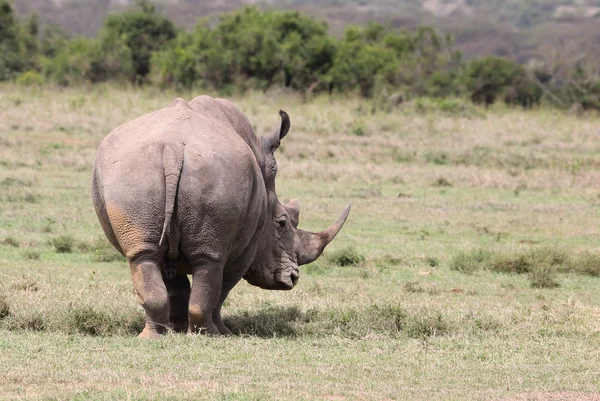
top-left (243, 111), bottom-right (351, 290)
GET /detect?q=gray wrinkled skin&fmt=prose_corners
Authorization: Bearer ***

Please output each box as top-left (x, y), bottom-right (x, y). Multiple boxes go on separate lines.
top-left (91, 96), bottom-right (350, 338)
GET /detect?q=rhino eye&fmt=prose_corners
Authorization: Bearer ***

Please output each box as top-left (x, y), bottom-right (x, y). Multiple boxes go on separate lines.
top-left (275, 218), bottom-right (286, 230)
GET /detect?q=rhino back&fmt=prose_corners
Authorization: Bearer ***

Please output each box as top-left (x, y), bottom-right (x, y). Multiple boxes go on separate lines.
top-left (93, 98), bottom-right (266, 263)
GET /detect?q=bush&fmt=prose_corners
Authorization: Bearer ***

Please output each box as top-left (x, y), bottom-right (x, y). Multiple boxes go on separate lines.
top-left (565, 252), bottom-right (600, 277)
top-left (448, 246), bottom-right (600, 285)
top-left (529, 264), bottom-right (560, 288)
top-left (16, 70), bottom-right (44, 86)
top-left (465, 55), bottom-right (524, 106)
top-left (451, 247), bottom-right (572, 276)
top-left (152, 7), bottom-right (335, 92)
top-left (0, 0), bottom-right (36, 80)
top-left (327, 247), bottom-right (365, 267)
top-left (51, 235), bottom-right (74, 253)
top-left (46, 37), bottom-right (134, 86)
top-left (330, 25), bottom-right (398, 98)
top-left (68, 307), bottom-right (114, 336)
top-left (449, 248), bottom-right (495, 274)
top-left (403, 309), bottom-right (449, 339)
top-left (103, 0), bottom-right (176, 82)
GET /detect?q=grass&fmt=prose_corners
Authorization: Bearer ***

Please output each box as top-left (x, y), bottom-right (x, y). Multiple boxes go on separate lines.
top-left (0, 83), bottom-right (600, 400)
top-left (450, 246), bottom-right (600, 288)
top-left (2, 236), bottom-right (19, 247)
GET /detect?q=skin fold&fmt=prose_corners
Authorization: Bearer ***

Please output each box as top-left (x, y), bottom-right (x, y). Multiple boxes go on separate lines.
top-left (92, 96), bottom-right (350, 338)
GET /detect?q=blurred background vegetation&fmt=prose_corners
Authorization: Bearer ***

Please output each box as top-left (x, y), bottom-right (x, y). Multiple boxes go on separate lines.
top-left (2, 0), bottom-right (599, 110)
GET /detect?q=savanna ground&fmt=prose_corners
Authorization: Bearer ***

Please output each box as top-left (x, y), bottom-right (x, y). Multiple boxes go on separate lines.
top-left (0, 84), bottom-right (599, 400)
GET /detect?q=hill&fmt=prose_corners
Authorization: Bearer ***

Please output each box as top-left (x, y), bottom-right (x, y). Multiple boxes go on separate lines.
top-left (11, 0), bottom-right (600, 64)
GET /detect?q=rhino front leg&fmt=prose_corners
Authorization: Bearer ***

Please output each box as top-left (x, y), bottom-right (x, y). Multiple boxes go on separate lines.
top-left (129, 257), bottom-right (170, 339)
top-left (212, 277), bottom-right (240, 335)
top-left (188, 263), bottom-right (224, 335)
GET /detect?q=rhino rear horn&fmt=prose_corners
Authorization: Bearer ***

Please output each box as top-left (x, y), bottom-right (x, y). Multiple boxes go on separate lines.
top-left (296, 204), bottom-right (351, 265)
top-left (265, 110), bottom-right (290, 152)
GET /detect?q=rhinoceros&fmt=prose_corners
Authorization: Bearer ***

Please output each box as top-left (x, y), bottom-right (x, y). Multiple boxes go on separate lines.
top-left (92, 96), bottom-right (350, 338)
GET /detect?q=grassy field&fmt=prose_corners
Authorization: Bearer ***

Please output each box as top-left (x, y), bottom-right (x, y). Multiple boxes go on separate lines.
top-left (0, 84), bottom-right (599, 400)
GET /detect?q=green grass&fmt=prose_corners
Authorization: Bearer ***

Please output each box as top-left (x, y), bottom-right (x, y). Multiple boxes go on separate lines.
top-left (0, 84), bottom-right (600, 400)
top-left (450, 246), bottom-right (600, 287)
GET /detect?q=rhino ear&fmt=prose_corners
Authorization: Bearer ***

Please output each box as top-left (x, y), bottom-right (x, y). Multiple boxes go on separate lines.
top-left (265, 110), bottom-right (290, 152)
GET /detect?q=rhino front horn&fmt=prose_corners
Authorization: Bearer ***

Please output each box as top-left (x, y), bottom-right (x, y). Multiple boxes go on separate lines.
top-left (296, 204), bottom-right (351, 265)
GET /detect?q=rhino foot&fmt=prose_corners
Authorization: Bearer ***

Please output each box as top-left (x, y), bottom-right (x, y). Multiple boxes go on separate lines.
top-left (138, 328), bottom-right (163, 339)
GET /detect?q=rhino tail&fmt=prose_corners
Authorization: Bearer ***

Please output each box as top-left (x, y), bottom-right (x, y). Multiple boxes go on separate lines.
top-left (159, 143), bottom-right (184, 260)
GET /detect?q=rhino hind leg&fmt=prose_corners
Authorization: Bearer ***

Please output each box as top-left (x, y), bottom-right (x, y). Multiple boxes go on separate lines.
top-left (211, 278), bottom-right (240, 335)
top-left (129, 257), bottom-right (170, 339)
top-left (187, 262), bottom-right (225, 335)
top-left (164, 271), bottom-right (190, 333)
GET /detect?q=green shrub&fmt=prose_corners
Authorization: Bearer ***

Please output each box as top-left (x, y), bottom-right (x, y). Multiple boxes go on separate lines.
top-left (529, 264), bottom-right (560, 288)
top-left (327, 247), bottom-right (365, 267)
top-left (490, 253), bottom-right (532, 274)
top-left (67, 306), bottom-right (144, 336)
top-left (449, 248), bottom-right (494, 274)
top-left (51, 235), bottom-right (74, 253)
top-left (0, 0), bottom-right (38, 81)
top-left (152, 6), bottom-right (336, 92)
top-left (16, 70), bottom-right (44, 86)
top-left (565, 252), bottom-right (600, 277)
top-left (451, 247), bottom-right (571, 277)
top-left (46, 37), bottom-right (134, 86)
top-left (68, 307), bottom-right (112, 336)
top-left (465, 55), bottom-right (524, 106)
top-left (103, 1), bottom-right (177, 82)
top-left (403, 310), bottom-right (449, 339)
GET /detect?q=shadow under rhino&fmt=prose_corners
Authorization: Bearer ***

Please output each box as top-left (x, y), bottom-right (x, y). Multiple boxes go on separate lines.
top-left (224, 306), bottom-right (305, 338)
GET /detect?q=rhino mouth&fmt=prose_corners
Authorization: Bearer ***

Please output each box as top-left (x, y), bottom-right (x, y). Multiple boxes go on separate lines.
top-left (275, 267), bottom-right (299, 290)
top-left (244, 266), bottom-right (299, 290)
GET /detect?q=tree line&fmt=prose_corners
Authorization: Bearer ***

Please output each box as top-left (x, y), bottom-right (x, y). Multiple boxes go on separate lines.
top-left (1, 0), bottom-right (598, 110)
